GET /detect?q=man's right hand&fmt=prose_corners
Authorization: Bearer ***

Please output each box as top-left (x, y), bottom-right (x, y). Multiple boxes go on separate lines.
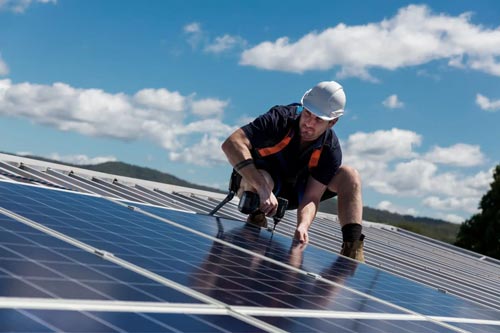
top-left (257, 188), bottom-right (278, 217)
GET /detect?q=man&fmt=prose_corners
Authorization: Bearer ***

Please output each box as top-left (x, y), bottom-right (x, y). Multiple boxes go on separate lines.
top-left (221, 81), bottom-right (364, 261)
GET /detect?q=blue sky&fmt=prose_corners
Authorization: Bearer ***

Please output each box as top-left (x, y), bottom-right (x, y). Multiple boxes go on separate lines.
top-left (1, 0), bottom-right (499, 223)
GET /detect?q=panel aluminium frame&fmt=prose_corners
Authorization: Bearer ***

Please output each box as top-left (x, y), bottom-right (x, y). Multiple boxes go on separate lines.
top-left (92, 178), bottom-right (167, 207)
top-left (68, 173), bottom-right (136, 201)
top-left (19, 163), bottom-right (85, 192)
top-left (0, 161), bottom-right (65, 189)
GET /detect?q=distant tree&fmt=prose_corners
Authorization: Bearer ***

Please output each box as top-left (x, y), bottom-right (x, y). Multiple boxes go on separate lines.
top-left (455, 165), bottom-right (500, 259)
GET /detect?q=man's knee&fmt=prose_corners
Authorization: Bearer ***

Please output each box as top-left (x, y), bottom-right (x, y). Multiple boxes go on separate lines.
top-left (329, 165), bottom-right (361, 194)
top-left (344, 166), bottom-right (362, 189)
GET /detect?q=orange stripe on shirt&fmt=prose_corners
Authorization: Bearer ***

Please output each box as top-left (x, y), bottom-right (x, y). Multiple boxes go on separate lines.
top-left (256, 129), bottom-right (294, 157)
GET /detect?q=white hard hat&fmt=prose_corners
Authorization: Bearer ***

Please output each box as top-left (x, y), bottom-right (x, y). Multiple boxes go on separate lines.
top-left (301, 81), bottom-right (346, 121)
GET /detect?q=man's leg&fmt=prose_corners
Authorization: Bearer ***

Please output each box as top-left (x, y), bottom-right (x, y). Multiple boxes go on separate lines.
top-left (328, 165), bottom-right (365, 262)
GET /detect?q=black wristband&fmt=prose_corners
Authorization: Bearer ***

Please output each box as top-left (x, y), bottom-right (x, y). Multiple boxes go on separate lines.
top-left (234, 158), bottom-right (253, 172)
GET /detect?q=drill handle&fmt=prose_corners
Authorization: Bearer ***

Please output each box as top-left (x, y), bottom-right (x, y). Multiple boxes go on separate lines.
top-left (238, 191), bottom-right (288, 219)
top-left (275, 197), bottom-right (288, 219)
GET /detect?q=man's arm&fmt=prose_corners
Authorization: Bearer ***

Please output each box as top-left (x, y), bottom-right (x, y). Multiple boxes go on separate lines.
top-left (221, 128), bottom-right (278, 216)
top-left (295, 176), bottom-right (327, 243)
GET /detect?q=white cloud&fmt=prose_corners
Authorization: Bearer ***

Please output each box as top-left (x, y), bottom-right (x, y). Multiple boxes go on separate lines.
top-left (184, 22), bottom-right (204, 49)
top-left (48, 153), bottom-right (117, 165)
top-left (184, 24), bottom-right (247, 55)
top-left (424, 143), bottom-right (485, 167)
top-left (204, 34), bottom-right (247, 54)
top-left (374, 159), bottom-right (438, 195)
top-left (240, 5), bottom-right (500, 79)
top-left (179, 118), bottom-right (235, 137)
top-left (0, 0), bottom-right (55, 13)
top-left (337, 66), bottom-right (379, 83)
top-left (190, 98), bottom-right (228, 118)
top-left (134, 88), bottom-right (186, 113)
top-left (341, 128), bottom-right (494, 218)
top-left (377, 200), bottom-right (418, 215)
top-left (169, 134), bottom-right (227, 166)
top-left (0, 54), bottom-right (8, 76)
top-left (366, 159), bottom-right (491, 199)
top-left (357, 158), bottom-right (492, 218)
top-left (423, 196), bottom-right (479, 214)
top-left (16, 151), bottom-right (33, 156)
top-left (18, 151), bottom-right (116, 165)
top-left (382, 94), bottom-right (404, 109)
top-left (0, 78), bottom-right (236, 162)
top-left (461, 168), bottom-right (495, 194)
top-left (476, 93), bottom-right (500, 112)
top-left (435, 213), bottom-right (466, 224)
top-left (343, 128), bottom-right (421, 163)
top-left (184, 22), bottom-right (201, 34)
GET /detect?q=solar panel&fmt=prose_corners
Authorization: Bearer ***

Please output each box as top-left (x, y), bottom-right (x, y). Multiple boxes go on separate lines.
top-left (0, 179), bottom-right (499, 332)
top-left (0, 212), bottom-right (202, 303)
top-left (125, 203), bottom-right (500, 318)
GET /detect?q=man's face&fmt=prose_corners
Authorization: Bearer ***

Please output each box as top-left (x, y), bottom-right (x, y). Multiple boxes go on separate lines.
top-left (299, 109), bottom-right (335, 142)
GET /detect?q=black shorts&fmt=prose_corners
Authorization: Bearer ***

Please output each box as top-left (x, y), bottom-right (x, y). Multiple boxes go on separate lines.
top-left (273, 178), bottom-right (337, 210)
top-left (230, 167), bottom-right (337, 211)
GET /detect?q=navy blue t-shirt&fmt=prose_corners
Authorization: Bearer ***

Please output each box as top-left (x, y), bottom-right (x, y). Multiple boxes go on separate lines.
top-left (241, 104), bottom-right (342, 188)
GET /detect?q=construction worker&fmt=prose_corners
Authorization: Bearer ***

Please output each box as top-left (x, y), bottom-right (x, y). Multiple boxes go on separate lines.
top-left (221, 81), bottom-right (364, 261)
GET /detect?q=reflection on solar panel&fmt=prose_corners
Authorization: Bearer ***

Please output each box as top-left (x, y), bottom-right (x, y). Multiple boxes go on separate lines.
top-left (0, 154), bottom-right (499, 332)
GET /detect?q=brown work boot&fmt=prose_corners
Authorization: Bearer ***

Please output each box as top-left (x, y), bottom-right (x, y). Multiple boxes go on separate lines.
top-left (340, 236), bottom-right (365, 262)
top-left (246, 211), bottom-right (268, 228)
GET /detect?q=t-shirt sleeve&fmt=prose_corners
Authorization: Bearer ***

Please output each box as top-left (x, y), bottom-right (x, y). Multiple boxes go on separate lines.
top-left (241, 105), bottom-right (293, 148)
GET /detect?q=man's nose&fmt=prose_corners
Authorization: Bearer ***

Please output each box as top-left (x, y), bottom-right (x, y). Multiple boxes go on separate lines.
top-left (305, 118), bottom-right (314, 127)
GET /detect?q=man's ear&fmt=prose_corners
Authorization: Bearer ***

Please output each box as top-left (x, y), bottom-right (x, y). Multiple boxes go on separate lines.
top-left (329, 118), bottom-right (339, 127)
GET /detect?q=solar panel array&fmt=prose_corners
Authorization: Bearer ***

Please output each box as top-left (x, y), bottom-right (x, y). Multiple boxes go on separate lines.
top-left (0, 153), bottom-right (499, 332)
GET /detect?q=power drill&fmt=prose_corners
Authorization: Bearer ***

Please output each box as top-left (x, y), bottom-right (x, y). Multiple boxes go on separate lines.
top-left (238, 191), bottom-right (288, 231)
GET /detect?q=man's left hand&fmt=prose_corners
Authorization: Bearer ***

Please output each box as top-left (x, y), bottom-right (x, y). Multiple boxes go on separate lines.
top-left (294, 225), bottom-right (309, 243)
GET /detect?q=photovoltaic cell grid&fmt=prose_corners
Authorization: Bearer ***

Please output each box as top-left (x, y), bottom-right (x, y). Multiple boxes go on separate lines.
top-left (130, 204), bottom-right (500, 318)
top-left (0, 182), bottom-right (404, 314)
top-left (0, 202), bottom-right (268, 332)
top-left (0, 309), bottom-right (262, 333)
top-left (10, 159), bottom-right (496, 308)
top-left (0, 212), bottom-right (201, 303)
top-left (0, 185), bottom-right (273, 332)
top-left (0, 181), bottom-right (497, 332)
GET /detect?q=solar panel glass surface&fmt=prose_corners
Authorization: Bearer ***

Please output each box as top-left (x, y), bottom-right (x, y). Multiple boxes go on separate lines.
top-left (0, 309), bottom-right (263, 333)
top-left (0, 182), bottom-right (403, 314)
top-left (254, 316), bottom-right (461, 333)
top-left (133, 203), bottom-right (500, 321)
top-left (0, 180), bottom-right (499, 333)
top-left (0, 212), bottom-right (201, 302)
